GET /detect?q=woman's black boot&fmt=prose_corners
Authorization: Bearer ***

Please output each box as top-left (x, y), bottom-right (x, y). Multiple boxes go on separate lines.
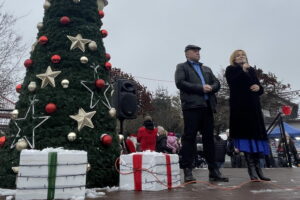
top-left (244, 153), bottom-right (259, 181)
top-left (253, 153), bottom-right (271, 181)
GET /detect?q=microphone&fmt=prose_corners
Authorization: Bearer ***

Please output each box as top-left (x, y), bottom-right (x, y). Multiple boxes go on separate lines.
top-left (241, 58), bottom-right (249, 72)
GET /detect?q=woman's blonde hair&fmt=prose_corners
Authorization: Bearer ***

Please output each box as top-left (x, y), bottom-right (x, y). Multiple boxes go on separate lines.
top-left (229, 49), bottom-right (248, 66)
top-left (157, 126), bottom-right (166, 135)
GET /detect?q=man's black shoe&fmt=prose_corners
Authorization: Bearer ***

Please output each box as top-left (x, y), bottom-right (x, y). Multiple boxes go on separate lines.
top-left (183, 168), bottom-right (196, 183)
top-left (209, 168), bottom-right (229, 182)
top-left (209, 176), bottom-right (229, 182)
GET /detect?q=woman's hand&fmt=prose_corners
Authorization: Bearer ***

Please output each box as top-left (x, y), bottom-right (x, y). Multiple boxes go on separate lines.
top-left (242, 63), bottom-right (251, 72)
top-left (250, 84), bottom-right (260, 92)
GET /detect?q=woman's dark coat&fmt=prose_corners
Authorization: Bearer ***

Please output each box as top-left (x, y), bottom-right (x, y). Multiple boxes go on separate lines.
top-left (225, 65), bottom-right (268, 140)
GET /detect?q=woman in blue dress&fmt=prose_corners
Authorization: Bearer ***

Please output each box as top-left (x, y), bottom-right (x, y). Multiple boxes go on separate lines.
top-left (225, 49), bottom-right (271, 181)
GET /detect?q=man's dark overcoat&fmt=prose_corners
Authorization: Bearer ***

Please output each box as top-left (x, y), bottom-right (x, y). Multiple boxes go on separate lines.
top-left (175, 61), bottom-right (220, 111)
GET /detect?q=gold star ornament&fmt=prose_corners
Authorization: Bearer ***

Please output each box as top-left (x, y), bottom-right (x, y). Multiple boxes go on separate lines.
top-left (67, 34), bottom-right (91, 52)
top-left (70, 108), bottom-right (96, 131)
top-left (36, 66), bottom-right (61, 88)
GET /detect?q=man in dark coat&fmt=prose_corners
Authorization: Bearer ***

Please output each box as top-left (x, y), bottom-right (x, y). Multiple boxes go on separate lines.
top-left (175, 44), bottom-right (228, 183)
top-left (277, 134), bottom-right (299, 166)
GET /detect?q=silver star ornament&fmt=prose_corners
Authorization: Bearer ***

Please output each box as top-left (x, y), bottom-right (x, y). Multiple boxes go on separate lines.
top-left (70, 108), bottom-right (96, 131)
top-left (11, 96), bottom-right (50, 149)
top-left (36, 66), bottom-right (61, 88)
top-left (67, 34), bottom-right (91, 52)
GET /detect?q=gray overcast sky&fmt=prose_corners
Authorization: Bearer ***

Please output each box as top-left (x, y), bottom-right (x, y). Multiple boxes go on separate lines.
top-left (3, 0), bottom-right (300, 98)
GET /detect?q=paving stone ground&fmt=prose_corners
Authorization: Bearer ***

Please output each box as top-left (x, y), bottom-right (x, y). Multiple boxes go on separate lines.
top-left (1, 168), bottom-right (299, 200)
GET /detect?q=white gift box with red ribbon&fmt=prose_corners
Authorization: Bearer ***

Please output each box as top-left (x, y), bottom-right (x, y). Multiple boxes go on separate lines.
top-left (15, 148), bottom-right (87, 200)
top-left (119, 151), bottom-right (181, 191)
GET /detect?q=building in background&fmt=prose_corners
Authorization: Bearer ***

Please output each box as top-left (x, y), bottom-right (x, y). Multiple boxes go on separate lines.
top-left (0, 95), bottom-right (15, 134)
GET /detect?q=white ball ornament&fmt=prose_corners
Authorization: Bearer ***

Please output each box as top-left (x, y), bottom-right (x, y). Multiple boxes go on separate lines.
top-left (109, 108), bottom-right (116, 117)
top-left (37, 22), bottom-right (44, 30)
top-left (86, 163), bottom-right (91, 172)
top-left (12, 167), bottom-right (19, 174)
top-left (43, 1), bottom-right (51, 9)
top-left (88, 41), bottom-right (98, 51)
top-left (67, 132), bottom-right (77, 142)
top-left (80, 56), bottom-right (89, 64)
top-left (28, 81), bottom-right (37, 92)
top-left (61, 79), bottom-right (70, 88)
top-left (97, 0), bottom-right (108, 11)
top-left (118, 134), bottom-right (124, 143)
top-left (15, 138), bottom-right (28, 151)
top-left (11, 109), bottom-right (19, 119)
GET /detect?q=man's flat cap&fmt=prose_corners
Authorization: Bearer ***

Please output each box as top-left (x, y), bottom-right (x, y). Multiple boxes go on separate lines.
top-left (184, 45), bottom-right (201, 52)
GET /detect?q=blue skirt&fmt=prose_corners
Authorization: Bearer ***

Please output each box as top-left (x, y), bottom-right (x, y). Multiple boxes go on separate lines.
top-left (233, 139), bottom-right (270, 155)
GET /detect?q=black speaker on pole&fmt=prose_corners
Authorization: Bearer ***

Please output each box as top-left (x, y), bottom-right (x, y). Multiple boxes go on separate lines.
top-left (114, 79), bottom-right (138, 120)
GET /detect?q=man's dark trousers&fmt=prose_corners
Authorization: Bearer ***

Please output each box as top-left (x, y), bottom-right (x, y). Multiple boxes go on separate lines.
top-left (180, 105), bottom-right (215, 169)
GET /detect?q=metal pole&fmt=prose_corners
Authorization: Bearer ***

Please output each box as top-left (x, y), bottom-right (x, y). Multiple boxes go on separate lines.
top-left (119, 118), bottom-right (124, 135)
top-left (266, 112), bottom-right (281, 134)
top-left (279, 115), bottom-right (292, 167)
top-left (118, 118), bottom-right (128, 154)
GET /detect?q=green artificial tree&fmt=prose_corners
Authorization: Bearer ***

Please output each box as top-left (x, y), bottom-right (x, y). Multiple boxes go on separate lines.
top-left (0, 0), bottom-right (120, 188)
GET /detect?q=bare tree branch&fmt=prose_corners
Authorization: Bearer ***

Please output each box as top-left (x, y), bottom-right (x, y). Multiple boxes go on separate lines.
top-left (0, 3), bottom-right (26, 99)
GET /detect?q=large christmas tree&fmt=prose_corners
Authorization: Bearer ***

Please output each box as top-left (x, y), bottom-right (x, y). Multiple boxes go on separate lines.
top-left (0, 0), bottom-right (120, 188)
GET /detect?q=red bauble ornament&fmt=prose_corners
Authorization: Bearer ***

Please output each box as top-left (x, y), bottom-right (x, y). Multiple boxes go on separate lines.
top-left (24, 59), bottom-right (33, 68)
top-left (51, 55), bottom-right (61, 63)
top-left (105, 62), bottom-right (112, 70)
top-left (95, 79), bottom-right (105, 89)
top-left (39, 36), bottom-right (48, 45)
top-left (100, 29), bottom-right (108, 38)
top-left (16, 84), bottom-right (22, 93)
top-left (98, 10), bottom-right (105, 18)
top-left (0, 136), bottom-right (6, 147)
top-left (101, 134), bottom-right (113, 146)
top-left (282, 105), bottom-right (292, 116)
top-left (105, 53), bottom-right (111, 61)
top-left (60, 16), bottom-right (71, 25)
top-left (45, 103), bottom-right (57, 114)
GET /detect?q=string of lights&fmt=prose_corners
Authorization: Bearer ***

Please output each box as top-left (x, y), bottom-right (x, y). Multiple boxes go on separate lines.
top-left (134, 76), bottom-right (174, 83)
top-left (19, 162), bottom-right (88, 167)
top-left (1, 77), bottom-right (299, 108)
top-left (130, 76), bottom-right (300, 95)
top-left (17, 185), bottom-right (86, 190)
top-left (18, 173), bottom-right (86, 178)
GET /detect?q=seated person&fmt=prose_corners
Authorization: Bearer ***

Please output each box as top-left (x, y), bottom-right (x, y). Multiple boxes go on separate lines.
top-left (137, 116), bottom-right (158, 151)
top-left (156, 126), bottom-right (172, 153)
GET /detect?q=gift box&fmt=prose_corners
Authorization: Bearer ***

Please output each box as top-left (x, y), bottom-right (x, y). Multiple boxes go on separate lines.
top-left (119, 151), bottom-right (181, 191)
top-left (15, 148), bottom-right (87, 200)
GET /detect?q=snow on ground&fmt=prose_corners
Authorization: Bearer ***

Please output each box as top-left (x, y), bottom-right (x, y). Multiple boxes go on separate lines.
top-left (251, 189), bottom-right (293, 194)
top-left (0, 188), bottom-right (15, 196)
top-left (0, 188), bottom-right (15, 200)
top-left (6, 196), bottom-right (13, 200)
top-left (85, 189), bottom-right (106, 199)
top-left (85, 186), bottom-right (119, 198)
top-left (0, 186), bottom-right (119, 199)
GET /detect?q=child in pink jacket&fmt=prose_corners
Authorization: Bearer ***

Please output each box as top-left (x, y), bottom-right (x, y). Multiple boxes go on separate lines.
top-left (167, 132), bottom-right (179, 154)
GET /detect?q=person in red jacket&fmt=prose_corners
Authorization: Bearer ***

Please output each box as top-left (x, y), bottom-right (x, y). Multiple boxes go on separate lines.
top-left (137, 116), bottom-right (158, 151)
